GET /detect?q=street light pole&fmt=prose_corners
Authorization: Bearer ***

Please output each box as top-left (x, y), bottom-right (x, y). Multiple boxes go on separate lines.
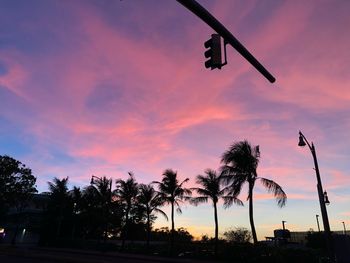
top-left (342, 222), bottom-right (347, 235)
top-left (298, 131), bottom-right (333, 260)
top-left (316, 215), bottom-right (321, 232)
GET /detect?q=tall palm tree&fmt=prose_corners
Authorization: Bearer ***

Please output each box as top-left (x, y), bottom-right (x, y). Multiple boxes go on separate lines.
top-left (69, 186), bottom-right (83, 239)
top-left (191, 169), bottom-right (243, 256)
top-left (48, 177), bottom-right (70, 238)
top-left (152, 169), bottom-right (191, 253)
top-left (115, 172), bottom-right (138, 249)
top-left (81, 185), bottom-right (104, 239)
top-left (220, 140), bottom-right (287, 244)
top-left (90, 176), bottom-right (113, 242)
top-left (137, 184), bottom-right (168, 248)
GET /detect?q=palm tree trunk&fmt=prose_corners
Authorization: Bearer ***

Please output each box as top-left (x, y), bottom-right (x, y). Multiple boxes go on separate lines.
top-left (170, 201), bottom-right (175, 255)
top-left (104, 206), bottom-right (108, 243)
top-left (146, 210), bottom-right (151, 250)
top-left (249, 183), bottom-right (258, 244)
top-left (121, 209), bottom-right (129, 250)
top-left (213, 201), bottom-right (219, 257)
top-left (71, 216), bottom-right (76, 240)
top-left (56, 216), bottom-right (62, 238)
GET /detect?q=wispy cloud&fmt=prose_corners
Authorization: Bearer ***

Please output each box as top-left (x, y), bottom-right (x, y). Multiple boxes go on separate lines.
top-left (1, 0), bottom-right (349, 238)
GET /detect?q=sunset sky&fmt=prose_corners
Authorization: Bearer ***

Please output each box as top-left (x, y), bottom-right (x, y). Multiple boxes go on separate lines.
top-left (1, 0), bottom-right (349, 240)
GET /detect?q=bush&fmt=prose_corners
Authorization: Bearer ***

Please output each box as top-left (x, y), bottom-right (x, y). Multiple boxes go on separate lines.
top-left (223, 227), bottom-right (252, 244)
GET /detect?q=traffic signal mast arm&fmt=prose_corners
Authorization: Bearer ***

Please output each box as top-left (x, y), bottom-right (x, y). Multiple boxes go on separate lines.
top-left (176, 0), bottom-right (276, 83)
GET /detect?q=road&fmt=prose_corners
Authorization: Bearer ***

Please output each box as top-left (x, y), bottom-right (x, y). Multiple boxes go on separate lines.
top-left (0, 254), bottom-right (153, 263)
top-left (0, 246), bottom-right (216, 263)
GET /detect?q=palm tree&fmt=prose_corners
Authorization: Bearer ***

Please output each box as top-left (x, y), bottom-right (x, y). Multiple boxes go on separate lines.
top-left (191, 169), bottom-right (243, 256)
top-left (152, 169), bottom-right (191, 253)
top-left (115, 172), bottom-right (138, 249)
top-left (89, 176), bottom-right (113, 242)
top-left (47, 177), bottom-right (70, 238)
top-left (69, 186), bottom-right (83, 239)
top-left (81, 184), bottom-right (104, 239)
top-left (137, 184), bottom-right (168, 248)
top-left (220, 140), bottom-right (287, 244)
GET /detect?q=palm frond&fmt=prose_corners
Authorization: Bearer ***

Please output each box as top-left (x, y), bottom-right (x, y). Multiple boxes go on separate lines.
top-left (259, 177), bottom-right (287, 207)
top-left (191, 187), bottom-right (211, 197)
top-left (154, 208), bottom-right (169, 221)
top-left (176, 207), bottom-right (182, 214)
top-left (222, 196), bottom-right (244, 209)
top-left (190, 196), bottom-right (209, 206)
top-left (178, 178), bottom-right (190, 188)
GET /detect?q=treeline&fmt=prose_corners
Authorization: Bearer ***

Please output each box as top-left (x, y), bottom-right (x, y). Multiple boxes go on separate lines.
top-left (0, 140), bottom-right (287, 256)
top-left (39, 171), bottom-right (194, 250)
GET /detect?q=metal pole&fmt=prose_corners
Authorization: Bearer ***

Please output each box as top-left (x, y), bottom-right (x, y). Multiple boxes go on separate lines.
top-left (282, 221), bottom-right (286, 230)
top-left (343, 222), bottom-right (347, 235)
top-left (316, 215), bottom-right (321, 232)
top-left (176, 0), bottom-right (276, 83)
top-left (311, 144), bottom-right (332, 234)
top-left (299, 132), bottom-right (333, 260)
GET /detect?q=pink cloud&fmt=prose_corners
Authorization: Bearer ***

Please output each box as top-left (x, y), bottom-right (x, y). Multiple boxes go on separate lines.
top-left (0, 52), bottom-right (29, 100)
top-left (1, 1), bottom-right (349, 240)
top-left (327, 170), bottom-right (350, 190)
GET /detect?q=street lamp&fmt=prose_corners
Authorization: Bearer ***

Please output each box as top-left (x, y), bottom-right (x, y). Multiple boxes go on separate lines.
top-left (342, 222), bottom-right (347, 235)
top-left (316, 215), bottom-right (321, 232)
top-left (298, 131), bottom-right (333, 259)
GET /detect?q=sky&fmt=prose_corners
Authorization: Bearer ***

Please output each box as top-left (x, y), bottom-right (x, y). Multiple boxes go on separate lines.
top-left (0, 0), bottom-right (350, 240)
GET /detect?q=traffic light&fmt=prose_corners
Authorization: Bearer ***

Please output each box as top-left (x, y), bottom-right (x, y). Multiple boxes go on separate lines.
top-left (204, 34), bottom-right (222, 70)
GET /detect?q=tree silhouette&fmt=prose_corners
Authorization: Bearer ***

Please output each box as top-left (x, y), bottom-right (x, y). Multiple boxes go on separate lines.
top-left (89, 176), bottom-right (113, 242)
top-left (115, 172), bottom-right (138, 249)
top-left (137, 184), bottom-right (168, 248)
top-left (69, 186), bottom-right (83, 240)
top-left (191, 169), bottom-right (242, 256)
top-left (220, 140), bottom-right (287, 244)
top-left (0, 155), bottom-right (37, 244)
top-left (80, 184), bottom-right (105, 239)
top-left (153, 169), bottom-right (191, 254)
top-left (47, 177), bottom-right (70, 238)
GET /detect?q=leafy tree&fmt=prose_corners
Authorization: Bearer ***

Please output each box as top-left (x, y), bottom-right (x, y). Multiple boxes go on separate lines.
top-left (137, 184), bottom-right (168, 248)
top-left (0, 155), bottom-right (37, 217)
top-left (221, 141), bottom-right (287, 243)
top-left (152, 227), bottom-right (193, 243)
top-left (174, 227), bottom-right (193, 243)
top-left (153, 169), bottom-right (191, 253)
top-left (223, 227), bottom-right (252, 244)
top-left (191, 169), bottom-right (243, 256)
top-left (0, 155), bottom-right (37, 244)
top-left (115, 172), bottom-right (138, 249)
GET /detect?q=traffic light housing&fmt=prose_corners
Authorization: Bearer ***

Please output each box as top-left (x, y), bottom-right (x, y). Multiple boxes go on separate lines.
top-left (204, 34), bottom-right (222, 70)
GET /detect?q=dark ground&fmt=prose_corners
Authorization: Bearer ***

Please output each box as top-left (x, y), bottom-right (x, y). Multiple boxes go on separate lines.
top-left (0, 245), bottom-right (219, 263)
